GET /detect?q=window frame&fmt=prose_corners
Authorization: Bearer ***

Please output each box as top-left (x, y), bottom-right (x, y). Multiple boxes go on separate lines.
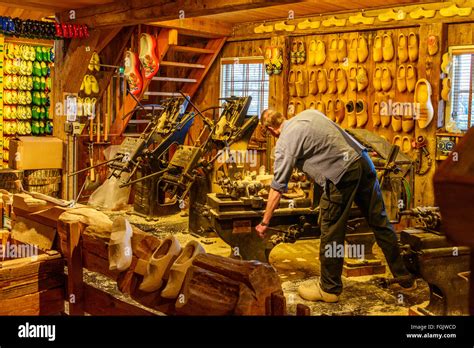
top-left (219, 56), bottom-right (269, 117)
top-left (447, 45), bottom-right (474, 132)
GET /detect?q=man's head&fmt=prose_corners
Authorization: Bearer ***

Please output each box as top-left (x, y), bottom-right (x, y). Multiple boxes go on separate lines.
top-left (260, 109), bottom-right (285, 138)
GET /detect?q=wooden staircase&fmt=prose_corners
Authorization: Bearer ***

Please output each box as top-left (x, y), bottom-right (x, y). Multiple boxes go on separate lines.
top-left (116, 28), bottom-right (226, 136)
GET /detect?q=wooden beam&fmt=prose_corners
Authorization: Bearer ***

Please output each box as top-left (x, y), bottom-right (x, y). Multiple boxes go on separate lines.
top-left (60, 0), bottom-right (304, 28)
top-left (151, 18), bottom-right (232, 38)
top-left (231, 0), bottom-right (474, 40)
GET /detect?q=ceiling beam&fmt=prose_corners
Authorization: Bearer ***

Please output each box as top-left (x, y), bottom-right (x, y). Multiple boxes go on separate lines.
top-left (150, 18), bottom-right (233, 38)
top-left (59, 0), bottom-right (305, 28)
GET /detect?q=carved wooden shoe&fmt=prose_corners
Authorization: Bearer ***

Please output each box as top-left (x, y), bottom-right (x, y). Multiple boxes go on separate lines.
top-left (439, 3), bottom-right (472, 17)
top-left (346, 101), bottom-right (356, 128)
top-left (295, 70), bottom-right (308, 97)
top-left (441, 52), bottom-right (451, 74)
top-left (356, 67), bottom-right (369, 92)
top-left (139, 236), bottom-right (182, 292)
top-left (108, 217), bottom-right (133, 272)
top-left (397, 65), bottom-right (407, 93)
top-left (402, 115), bottom-right (415, 133)
top-left (315, 40), bottom-right (326, 66)
top-left (441, 78), bottom-right (451, 102)
top-left (296, 40), bottom-right (306, 64)
top-left (336, 67), bottom-right (347, 94)
top-left (349, 67), bottom-right (357, 91)
top-left (414, 78), bottom-right (434, 129)
top-left (328, 38), bottom-right (338, 63)
top-left (287, 101), bottom-right (296, 117)
top-left (326, 99), bottom-right (336, 122)
top-left (428, 35), bottom-right (439, 56)
top-left (316, 69), bottom-right (328, 94)
top-left (139, 33), bottom-right (159, 79)
top-left (408, 32), bottom-right (418, 62)
top-left (380, 101), bottom-right (391, 127)
top-left (308, 39), bottom-right (317, 66)
top-left (296, 100), bottom-right (306, 115)
top-left (124, 50), bottom-right (143, 96)
top-left (373, 35), bottom-right (383, 63)
top-left (290, 41), bottom-right (298, 64)
top-left (348, 38), bottom-right (358, 63)
top-left (356, 99), bottom-right (368, 128)
top-left (373, 67), bottom-right (382, 91)
top-left (309, 70), bottom-right (318, 95)
top-left (372, 101), bottom-right (381, 127)
top-left (381, 67), bottom-right (392, 92)
top-left (406, 65), bottom-right (417, 93)
top-left (383, 33), bottom-right (394, 62)
top-left (161, 240), bottom-right (205, 299)
top-left (402, 136), bottom-right (412, 153)
top-left (392, 135), bottom-right (402, 149)
top-left (398, 33), bottom-right (408, 63)
top-left (327, 68), bottom-right (337, 94)
top-left (288, 70), bottom-right (297, 97)
top-left (315, 101), bottom-right (325, 114)
top-left (409, 7), bottom-right (436, 19)
top-left (308, 100), bottom-right (316, 110)
top-left (337, 38), bottom-right (347, 62)
top-left (335, 99), bottom-right (345, 124)
top-left (392, 114), bottom-right (402, 132)
top-left (298, 280), bottom-right (339, 303)
top-left (357, 36), bottom-right (368, 63)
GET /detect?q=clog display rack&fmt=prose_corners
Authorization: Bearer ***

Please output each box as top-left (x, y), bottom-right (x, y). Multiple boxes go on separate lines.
top-left (1, 37), bottom-right (54, 168)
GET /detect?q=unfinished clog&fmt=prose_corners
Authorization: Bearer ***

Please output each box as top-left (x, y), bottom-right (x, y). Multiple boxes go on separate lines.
top-left (383, 33), bottom-right (394, 61)
top-left (108, 217), bottom-right (133, 272)
top-left (373, 35), bottom-right (383, 62)
top-left (161, 240), bottom-right (205, 299)
top-left (139, 236), bottom-right (182, 293)
top-left (356, 99), bottom-right (368, 128)
top-left (408, 32), bottom-right (419, 62)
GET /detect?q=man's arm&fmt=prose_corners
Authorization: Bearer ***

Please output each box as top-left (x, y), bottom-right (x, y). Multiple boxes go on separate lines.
top-left (256, 188), bottom-right (282, 239)
top-left (256, 141), bottom-right (300, 239)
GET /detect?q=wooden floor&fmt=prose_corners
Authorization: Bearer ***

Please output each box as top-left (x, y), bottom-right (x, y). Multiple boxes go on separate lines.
top-left (98, 210), bottom-right (430, 316)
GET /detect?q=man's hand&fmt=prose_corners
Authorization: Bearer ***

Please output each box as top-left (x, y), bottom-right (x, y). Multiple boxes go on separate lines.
top-left (255, 224), bottom-right (268, 239)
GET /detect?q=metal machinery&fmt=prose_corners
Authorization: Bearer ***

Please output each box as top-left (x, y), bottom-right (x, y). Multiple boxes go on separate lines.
top-left (396, 207), bottom-right (470, 316)
top-left (116, 95), bottom-right (259, 217)
top-left (189, 128), bottom-right (415, 264)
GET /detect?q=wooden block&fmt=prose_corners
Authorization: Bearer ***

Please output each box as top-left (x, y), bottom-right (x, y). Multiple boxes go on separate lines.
top-left (0, 287), bottom-right (64, 315)
top-left (11, 216), bottom-right (56, 250)
top-left (296, 303), bottom-right (311, 316)
top-left (83, 284), bottom-right (155, 316)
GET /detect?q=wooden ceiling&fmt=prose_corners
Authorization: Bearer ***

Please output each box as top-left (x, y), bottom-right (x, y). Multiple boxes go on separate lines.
top-left (2, 0), bottom-right (433, 24)
top-left (196, 0), bottom-right (431, 24)
top-left (0, 0), bottom-right (114, 20)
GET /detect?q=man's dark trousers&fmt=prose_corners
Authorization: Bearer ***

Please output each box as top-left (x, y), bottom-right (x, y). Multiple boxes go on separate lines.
top-left (318, 150), bottom-right (410, 295)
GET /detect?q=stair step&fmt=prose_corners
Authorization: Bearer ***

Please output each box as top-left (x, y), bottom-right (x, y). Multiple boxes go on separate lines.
top-left (144, 91), bottom-right (185, 97)
top-left (142, 104), bottom-right (164, 110)
top-left (169, 45), bottom-right (215, 55)
top-left (123, 133), bottom-right (143, 137)
top-left (160, 61), bottom-right (206, 69)
top-left (152, 76), bottom-right (197, 83)
top-left (128, 120), bottom-right (151, 124)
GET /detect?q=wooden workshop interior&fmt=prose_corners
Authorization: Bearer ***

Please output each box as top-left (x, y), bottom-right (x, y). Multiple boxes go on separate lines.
top-left (0, 0), bottom-right (473, 318)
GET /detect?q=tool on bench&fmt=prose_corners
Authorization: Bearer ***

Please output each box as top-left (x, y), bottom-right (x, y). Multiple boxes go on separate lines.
top-left (14, 180), bottom-right (72, 207)
top-left (414, 136), bottom-right (432, 175)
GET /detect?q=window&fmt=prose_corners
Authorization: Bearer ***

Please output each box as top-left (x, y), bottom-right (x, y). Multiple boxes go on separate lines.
top-left (220, 57), bottom-right (269, 117)
top-left (450, 47), bottom-right (474, 130)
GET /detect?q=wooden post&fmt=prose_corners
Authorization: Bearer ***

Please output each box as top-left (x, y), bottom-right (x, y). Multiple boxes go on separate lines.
top-left (471, 254), bottom-right (474, 316)
top-left (296, 303), bottom-right (311, 316)
top-left (67, 222), bottom-right (85, 315)
top-left (270, 292), bottom-right (287, 316)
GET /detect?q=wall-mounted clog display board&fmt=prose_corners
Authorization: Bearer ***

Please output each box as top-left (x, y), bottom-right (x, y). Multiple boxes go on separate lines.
top-left (2, 38), bottom-right (54, 168)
